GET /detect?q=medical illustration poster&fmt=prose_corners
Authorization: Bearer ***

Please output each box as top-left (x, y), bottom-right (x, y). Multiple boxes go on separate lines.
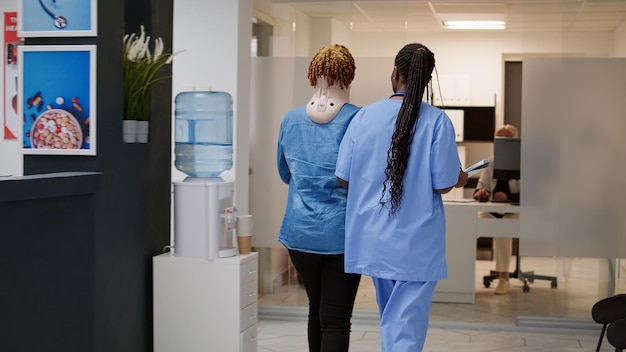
top-left (17, 0), bottom-right (97, 37)
top-left (4, 12), bottom-right (23, 140)
top-left (18, 45), bottom-right (96, 155)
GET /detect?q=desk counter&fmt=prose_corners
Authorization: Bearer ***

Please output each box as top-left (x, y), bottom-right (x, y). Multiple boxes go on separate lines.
top-left (435, 201), bottom-right (520, 304)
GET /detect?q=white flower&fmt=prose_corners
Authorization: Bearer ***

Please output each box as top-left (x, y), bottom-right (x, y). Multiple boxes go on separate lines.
top-left (154, 38), bottom-right (164, 62)
top-left (123, 25), bottom-right (181, 120)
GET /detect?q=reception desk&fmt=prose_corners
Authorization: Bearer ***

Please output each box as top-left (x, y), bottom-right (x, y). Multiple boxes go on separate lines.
top-left (0, 172), bottom-right (101, 351)
top-left (434, 201), bottom-right (520, 304)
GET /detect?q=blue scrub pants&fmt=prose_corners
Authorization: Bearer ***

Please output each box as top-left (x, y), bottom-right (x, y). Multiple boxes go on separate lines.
top-left (288, 249), bottom-right (362, 352)
top-left (373, 278), bottom-right (437, 352)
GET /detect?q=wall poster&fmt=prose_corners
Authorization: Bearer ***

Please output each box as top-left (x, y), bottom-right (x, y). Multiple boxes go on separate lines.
top-left (18, 45), bottom-right (96, 155)
top-left (17, 0), bottom-right (97, 37)
top-left (4, 12), bottom-right (23, 139)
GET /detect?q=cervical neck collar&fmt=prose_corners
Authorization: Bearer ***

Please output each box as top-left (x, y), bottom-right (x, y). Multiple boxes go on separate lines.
top-left (306, 77), bottom-right (350, 124)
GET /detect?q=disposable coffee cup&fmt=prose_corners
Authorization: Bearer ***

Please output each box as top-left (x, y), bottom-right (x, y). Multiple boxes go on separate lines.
top-left (237, 214), bottom-right (253, 236)
top-left (237, 223), bottom-right (252, 236)
top-left (237, 235), bottom-right (252, 254)
top-left (236, 214), bottom-right (253, 254)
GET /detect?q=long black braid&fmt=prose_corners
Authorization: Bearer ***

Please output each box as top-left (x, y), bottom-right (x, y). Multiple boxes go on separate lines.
top-left (381, 43), bottom-right (436, 214)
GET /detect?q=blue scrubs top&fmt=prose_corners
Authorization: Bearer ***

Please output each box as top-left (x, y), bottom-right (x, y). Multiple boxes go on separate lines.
top-left (277, 103), bottom-right (360, 254)
top-left (335, 99), bottom-right (460, 281)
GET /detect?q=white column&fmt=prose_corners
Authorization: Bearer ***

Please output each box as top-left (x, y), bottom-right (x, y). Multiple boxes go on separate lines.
top-left (172, 0), bottom-right (252, 213)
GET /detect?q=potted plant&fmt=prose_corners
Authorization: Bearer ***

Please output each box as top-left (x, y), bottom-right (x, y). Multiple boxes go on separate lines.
top-left (123, 25), bottom-right (178, 143)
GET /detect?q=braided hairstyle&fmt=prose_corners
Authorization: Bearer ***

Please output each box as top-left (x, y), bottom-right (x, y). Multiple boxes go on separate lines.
top-left (307, 44), bottom-right (356, 88)
top-left (381, 43), bottom-right (436, 214)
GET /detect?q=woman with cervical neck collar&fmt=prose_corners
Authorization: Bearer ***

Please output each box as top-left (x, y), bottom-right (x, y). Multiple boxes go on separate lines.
top-left (305, 44), bottom-right (355, 124)
top-left (276, 44), bottom-right (361, 352)
top-left (306, 76), bottom-right (351, 123)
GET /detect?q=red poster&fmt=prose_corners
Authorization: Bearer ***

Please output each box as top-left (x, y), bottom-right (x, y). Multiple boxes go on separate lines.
top-left (4, 12), bottom-right (22, 140)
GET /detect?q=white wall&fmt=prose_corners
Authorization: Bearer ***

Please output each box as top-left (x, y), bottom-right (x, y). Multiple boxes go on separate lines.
top-left (270, 3), bottom-right (311, 57)
top-left (615, 21), bottom-right (626, 57)
top-left (309, 17), bottom-right (352, 53)
top-left (172, 0), bottom-right (253, 213)
top-left (271, 9), bottom-right (615, 126)
top-left (521, 58), bottom-right (626, 258)
top-left (0, 2), bottom-right (21, 177)
top-left (310, 18), bottom-right (332, 52)
top-left (278, 29), bottom-right (613, 124)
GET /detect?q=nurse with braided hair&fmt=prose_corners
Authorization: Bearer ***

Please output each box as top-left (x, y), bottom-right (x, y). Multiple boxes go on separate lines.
top-left (277, 44), bottom-right (362, 352)
top-left (336, 43), bottom-right (468, 351)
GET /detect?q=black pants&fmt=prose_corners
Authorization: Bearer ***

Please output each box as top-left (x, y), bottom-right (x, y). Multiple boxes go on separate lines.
top-left (288, 249), bottom-right (362, 352)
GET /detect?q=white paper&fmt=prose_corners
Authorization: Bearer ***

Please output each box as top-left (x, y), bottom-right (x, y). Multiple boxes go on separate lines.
top-left (464, 158), bottom-right (490, 177)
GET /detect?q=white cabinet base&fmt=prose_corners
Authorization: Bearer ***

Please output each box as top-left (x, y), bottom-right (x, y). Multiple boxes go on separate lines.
top-left (153, 252), bottom-right (258, 352)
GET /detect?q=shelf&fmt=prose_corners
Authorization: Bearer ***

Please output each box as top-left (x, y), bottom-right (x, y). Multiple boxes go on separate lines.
top-left (440, 106), bottom-right (495, 141)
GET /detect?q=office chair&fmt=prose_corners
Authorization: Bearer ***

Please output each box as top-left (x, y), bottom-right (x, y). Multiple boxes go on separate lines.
top-left (592, 294), bottom-right (626, 352)
top-left (607, 317), bottom-right (626, 352)
top-left (482, 238), bottom-right (558, 293)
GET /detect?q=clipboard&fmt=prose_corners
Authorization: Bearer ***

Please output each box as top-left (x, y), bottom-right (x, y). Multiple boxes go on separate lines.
top-left (464, 158), bottom-right (490, 177)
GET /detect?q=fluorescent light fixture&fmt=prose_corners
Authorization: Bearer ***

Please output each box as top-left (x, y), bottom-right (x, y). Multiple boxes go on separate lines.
top-left (443, 20), bottom-right (506, 30)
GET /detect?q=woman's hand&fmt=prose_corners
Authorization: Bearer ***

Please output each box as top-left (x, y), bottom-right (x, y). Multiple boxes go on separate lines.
top-left (474, 189), bottom-right (490, 202)
top-left (455, 170), bottom-right (469, 188)
top-left (436, 170), bottom-right (468, 194)
top-left (492, 191), bottom-right (508, 201)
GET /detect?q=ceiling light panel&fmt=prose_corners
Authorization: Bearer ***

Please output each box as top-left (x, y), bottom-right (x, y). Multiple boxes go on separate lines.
top-left (281, 0), bottom-right (626, 33)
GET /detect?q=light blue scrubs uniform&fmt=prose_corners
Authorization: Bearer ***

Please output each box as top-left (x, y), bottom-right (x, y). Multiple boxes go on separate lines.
top-left (335, 98), bottom-right (460, 351)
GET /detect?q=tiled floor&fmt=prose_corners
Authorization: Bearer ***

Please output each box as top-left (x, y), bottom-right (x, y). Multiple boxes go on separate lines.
top-left (257, 319), bottom-right (607, 352)
top-left (257, 256), bottom-right (626, 351)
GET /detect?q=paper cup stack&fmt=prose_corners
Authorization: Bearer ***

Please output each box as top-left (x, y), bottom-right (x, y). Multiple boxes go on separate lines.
top-left (236, 214), bottom-right (253, 254)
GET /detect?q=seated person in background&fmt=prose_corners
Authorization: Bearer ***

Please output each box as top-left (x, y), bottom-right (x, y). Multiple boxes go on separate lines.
top-left (473, 124), bottom-right (520, 295)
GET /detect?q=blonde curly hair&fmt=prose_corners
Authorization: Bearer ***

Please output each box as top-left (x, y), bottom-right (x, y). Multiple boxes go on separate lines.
top-left (307, 44), bottom-right (355, 89)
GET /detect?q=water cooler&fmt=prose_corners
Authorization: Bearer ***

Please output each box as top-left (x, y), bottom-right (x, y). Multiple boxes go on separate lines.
top-left (173, 179), bottom-right (238, 259)
top-left (155, 91), bottom-right (257, 352)
top-left (172, 90), bottom-right (237, 259)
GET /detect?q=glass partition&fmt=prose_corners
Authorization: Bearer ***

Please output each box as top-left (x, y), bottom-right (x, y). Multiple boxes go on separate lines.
top-left (249, 2), bottom-right (624, 328)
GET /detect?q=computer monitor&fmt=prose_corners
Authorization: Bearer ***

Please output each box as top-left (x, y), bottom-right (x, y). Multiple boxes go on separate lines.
top-left (493, 137), bottom-right (520, 180)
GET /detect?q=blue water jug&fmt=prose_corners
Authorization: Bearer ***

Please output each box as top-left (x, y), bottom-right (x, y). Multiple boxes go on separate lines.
top-left (174, 91), bottom-right (233, 178)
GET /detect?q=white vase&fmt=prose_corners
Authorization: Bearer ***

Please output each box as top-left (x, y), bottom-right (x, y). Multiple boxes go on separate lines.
top-left (123, 119), bottom-right (138, 143)
top-left (136, 120), bottom-right (150, 143)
